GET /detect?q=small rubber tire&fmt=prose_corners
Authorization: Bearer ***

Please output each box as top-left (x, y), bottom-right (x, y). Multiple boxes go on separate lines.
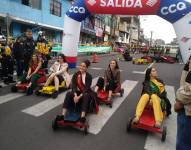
top-left (35, 90), bottom-right (41, 96)
top-left (120, 89), bottom-right (124, 97)
top-left (127, 118), bottom-right (133, 132)
top-left (11, 85), bottom-right (18, 92)
top-left (161, 126), bottom-right (167, 142)
top-left (52, 118), bottom-right (58, 131)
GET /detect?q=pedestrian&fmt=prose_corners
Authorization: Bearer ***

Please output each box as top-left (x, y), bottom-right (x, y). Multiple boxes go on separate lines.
top-left (175, 56), bottom-right (191, 150)
top-left (13, 37), bottom-right (24, 78)
top-left (0, 45), bottom-right (15, 84)
top-left (36, 31), bottom-right (50, 74)
top-left (23, 29), bottom-right (35, 72)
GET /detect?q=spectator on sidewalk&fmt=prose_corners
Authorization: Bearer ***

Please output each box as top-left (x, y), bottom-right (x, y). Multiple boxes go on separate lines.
top-left (0, 45), bottom-right (15, 84)
top-left (13, 37), bottom-right (24, 78)
top-left (175, 56), bottom-right (191, 150)
top-left (23, 29), bottom-right (35, 72)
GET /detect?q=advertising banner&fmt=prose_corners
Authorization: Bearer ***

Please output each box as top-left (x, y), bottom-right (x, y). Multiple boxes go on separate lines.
top-left (85, 0), bottom-right (160, 15)
top-left (157, 0), bottom-right (191, 23)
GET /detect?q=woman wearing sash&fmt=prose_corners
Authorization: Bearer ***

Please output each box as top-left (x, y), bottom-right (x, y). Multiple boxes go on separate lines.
top-left (42, 54), bottom-right (70, 98)
top-left (60, 60), bottom-right (93, 123)
top-left (133, 67), bottom-right (171, 128)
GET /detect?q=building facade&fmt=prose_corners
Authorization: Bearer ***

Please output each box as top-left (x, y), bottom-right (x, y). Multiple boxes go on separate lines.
top-left (0, 0), bottom-right (71, 42)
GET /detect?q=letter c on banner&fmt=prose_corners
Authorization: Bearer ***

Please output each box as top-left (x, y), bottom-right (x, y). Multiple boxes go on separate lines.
top-left (169, 4), bottom-right (176, 14)
top-left (161, 7), bottom-right (168, 15)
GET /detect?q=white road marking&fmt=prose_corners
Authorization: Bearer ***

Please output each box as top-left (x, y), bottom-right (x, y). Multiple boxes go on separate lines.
top-left (22, 77), bottom-right (99, 117)
top-left (88, 80), bottom-right (138, 135)
top-left (0, 93), bottom-right (24, 105)
top-left (133, 62), bottom-right (155, 74)
top-left (144, 86), bottom-right (176, 150)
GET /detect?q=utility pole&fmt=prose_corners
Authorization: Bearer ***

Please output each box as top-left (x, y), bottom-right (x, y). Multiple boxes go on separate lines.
top-left (150, 31), bottom-right (153, 47)
top-left (6, 13), bottom-right (10, 46)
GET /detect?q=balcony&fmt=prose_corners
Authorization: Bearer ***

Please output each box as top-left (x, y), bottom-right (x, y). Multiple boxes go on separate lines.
top-left (119, 23), bottom-right (127, 32)
top-left (81, 20), bottom-right (96, 35)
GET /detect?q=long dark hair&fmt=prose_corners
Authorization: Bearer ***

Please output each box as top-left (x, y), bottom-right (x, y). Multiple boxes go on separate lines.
top-left (108, 59), bottom-right (119, 70)
top-left (82, 59), bottom-right (91, 68)
top-left (58, 54), bottom-right (66, 63)
top-left (29, 53), bottom-right (40, 66)
top-left (145, 67), bottom-right (153, 82)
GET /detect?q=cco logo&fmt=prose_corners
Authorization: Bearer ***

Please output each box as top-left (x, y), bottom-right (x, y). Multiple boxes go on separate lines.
top-left (161, 2), bottom-right (187, 15)
top-left (69, 6), bottom-right (85, 14)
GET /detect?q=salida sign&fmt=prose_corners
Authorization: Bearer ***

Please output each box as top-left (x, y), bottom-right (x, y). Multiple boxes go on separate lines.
top-left (85, 0), bottom-right (160, 15)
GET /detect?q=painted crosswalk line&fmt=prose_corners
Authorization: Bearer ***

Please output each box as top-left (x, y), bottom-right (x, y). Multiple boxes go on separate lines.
top-left (133, 62), bottom-right (155, 74)
top-left (0, 93), bottom-right (24, 105)
top-left (22, 77), bottom-right (99, 117)
top-left (88, 80), bottom-right (138, 135)
top-left (144, 86), bottom-right (176, 150)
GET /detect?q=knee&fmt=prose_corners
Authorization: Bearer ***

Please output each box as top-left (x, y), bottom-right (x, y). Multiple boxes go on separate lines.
top-left (50, 74), bottom-right (55, 79)
top-left (151, 94), bottom-right (158, 100)
top-left (142, 93), bottom-right (149, 99)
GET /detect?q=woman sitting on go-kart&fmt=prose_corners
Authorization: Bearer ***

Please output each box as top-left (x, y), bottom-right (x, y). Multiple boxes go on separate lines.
top-left (16, 53), bottom-right (44, 95)
top-left (95, 59), bottom-right (123, 101)
top-left (42, 54), bottom-right (70, 98)
top-left (133, 67), bottom-right (171, 128)
top-left (59, 60), bottom-right (95, 123)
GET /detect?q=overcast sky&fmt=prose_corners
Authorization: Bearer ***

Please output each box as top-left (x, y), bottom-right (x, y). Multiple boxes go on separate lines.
top-left (140, 15), bottom-right (177, 43)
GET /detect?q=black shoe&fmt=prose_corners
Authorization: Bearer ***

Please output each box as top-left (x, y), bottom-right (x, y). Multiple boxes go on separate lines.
top-left (52, 91), bottom-right (59, 99)
top-left (80, 117), bottom-right (86, 123)
top-left (56, 115), bottom-right (64, 121)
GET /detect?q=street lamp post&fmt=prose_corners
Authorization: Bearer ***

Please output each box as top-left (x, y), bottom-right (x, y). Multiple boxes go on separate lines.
top-left (150, 31), bottom-right (153, 47)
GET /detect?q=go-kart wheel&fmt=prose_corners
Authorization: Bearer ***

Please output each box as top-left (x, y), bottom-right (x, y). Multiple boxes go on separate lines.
top-left (161, 126), bottom-right (167, 142)
top-left (52, 118), bottom-right (58, 131)
top-left (109, 100), bottom-right (113, 108)
top-left (127, 118), bottom-right (133, 132)
top-left (84, 126), bottom-right (88, 135)
top-left (35, 90), bottom-right (41, 96)
top-left (11, 85), bottom-right (18, 92)
top-left (120, 89), bottom-right (124, 97)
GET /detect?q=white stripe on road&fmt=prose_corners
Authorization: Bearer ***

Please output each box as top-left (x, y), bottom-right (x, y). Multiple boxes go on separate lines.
top-left (0, 93), bottom-right (24, 105)
top-left (22, 77), bottom-right (99, 117)
top-left (133, 62), bottom-right (155, 74)
top-left (132, 71), bottom-right (146, 74)
top-left (88, 80), bottom-right (138, 135)
top-left (144, 86), bottom-right (176, 150)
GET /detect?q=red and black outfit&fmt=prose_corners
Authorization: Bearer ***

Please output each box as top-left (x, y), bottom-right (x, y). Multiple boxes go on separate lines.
top-left (19, 63), bottom-right (44, 89)
top-left (63, 71), bottom-right (95, 113)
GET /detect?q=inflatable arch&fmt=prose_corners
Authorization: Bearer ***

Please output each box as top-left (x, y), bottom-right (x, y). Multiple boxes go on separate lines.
top-left (62, 0), bottom-right (191, 68)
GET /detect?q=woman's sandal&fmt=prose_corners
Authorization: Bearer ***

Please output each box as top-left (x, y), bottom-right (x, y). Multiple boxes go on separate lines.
top-left (132, 117), bottom-right (139, 124)
top-left (155, 121), bottom-right (162, 128)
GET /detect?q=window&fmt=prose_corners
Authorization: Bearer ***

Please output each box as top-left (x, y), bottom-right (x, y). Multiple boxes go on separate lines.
top-left (21, 0), bottom-right (41, 10)
top-left (50, 0), bottom-right (62, 17)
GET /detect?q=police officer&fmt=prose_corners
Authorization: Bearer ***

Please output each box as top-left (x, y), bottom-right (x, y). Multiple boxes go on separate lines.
top-left (23, 29), bottom-right (35, 72)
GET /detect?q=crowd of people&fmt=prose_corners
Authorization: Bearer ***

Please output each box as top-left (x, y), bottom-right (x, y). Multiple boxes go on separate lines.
top-left (0, 29), bottom-right (51, 86)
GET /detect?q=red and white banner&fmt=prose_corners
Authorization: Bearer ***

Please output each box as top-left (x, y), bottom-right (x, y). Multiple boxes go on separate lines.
top-left (85, 0), bottom-right (161, 15)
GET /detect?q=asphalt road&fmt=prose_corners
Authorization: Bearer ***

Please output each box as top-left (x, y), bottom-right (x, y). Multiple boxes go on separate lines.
top-left (0, 54), bottom-right (183, 150)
